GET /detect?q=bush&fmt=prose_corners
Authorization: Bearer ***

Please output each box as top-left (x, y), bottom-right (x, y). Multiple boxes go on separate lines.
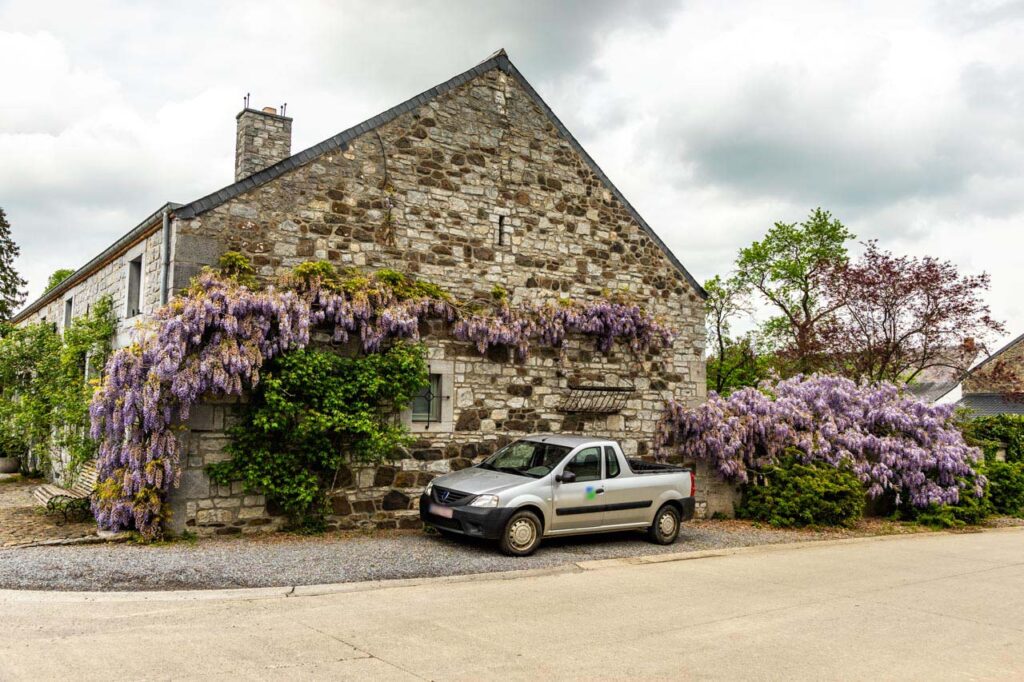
top-left (737, 453), bottom-right (865, 527)
top-left (984, 461), bottom-right (1024, 517)
top-left (208, 344), bottom-right (428, 531)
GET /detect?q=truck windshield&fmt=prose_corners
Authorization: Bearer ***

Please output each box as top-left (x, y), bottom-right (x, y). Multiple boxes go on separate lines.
top-left (478, 440), bottom-right (572, 478)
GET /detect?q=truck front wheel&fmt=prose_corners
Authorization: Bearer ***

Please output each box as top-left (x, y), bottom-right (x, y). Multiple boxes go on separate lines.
top-left (647, 504), bottom-right (681, 545)
top-left (499, 510), bottom-right (542, 556)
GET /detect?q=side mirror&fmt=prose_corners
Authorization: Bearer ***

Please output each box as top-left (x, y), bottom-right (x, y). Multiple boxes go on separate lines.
top-left (556, 470), bottom-right (576, 484)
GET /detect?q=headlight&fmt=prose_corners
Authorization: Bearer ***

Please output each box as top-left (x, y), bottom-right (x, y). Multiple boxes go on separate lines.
top-left (424, 481), bottom-right (434, 496)
top-left (469, 494), bottom-right (499, 507)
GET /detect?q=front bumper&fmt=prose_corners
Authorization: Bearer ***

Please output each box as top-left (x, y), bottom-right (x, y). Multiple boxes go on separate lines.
top-left (419, 494), bottom-right (517, 540)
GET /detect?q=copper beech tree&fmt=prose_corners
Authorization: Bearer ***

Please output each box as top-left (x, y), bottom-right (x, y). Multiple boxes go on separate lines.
top-left (820, 241), bottom-right (1004, 384)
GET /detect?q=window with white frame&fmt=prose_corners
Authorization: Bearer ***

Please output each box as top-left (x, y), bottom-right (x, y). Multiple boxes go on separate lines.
top-left (411, 373), bottom-right (443, 424)
top-left (63, 297), bottom-right (73, 330)
top-left (126, 255), bottom-right (143, 317)
top-left (404, 360), bottom-right (454, 431)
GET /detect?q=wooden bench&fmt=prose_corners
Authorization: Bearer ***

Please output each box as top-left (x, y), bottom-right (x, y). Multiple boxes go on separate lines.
top-left (33, 460), bottom-right (99, 523)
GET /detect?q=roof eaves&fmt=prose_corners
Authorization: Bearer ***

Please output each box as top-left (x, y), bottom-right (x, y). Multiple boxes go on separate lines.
top-left (12, 201), bottom-right (182, 324)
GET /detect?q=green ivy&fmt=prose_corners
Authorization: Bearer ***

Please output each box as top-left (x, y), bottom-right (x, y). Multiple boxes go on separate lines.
top-left (208, 343), bottom-right (429, 531)
top-left (0, 296), bottom-right (115, 474)
top-left (737, 451), bottom-right (865, 527)
top-left (958, 414), bottom-right (1024, 463)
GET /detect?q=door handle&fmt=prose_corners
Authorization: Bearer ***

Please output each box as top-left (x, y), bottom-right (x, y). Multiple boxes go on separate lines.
top-left (595, 488), bottom-right (605, 495)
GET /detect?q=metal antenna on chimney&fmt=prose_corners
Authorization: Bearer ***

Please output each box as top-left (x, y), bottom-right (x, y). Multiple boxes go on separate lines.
top-left (281, 102), bottom-right (287, 117)
top-left (243, 93), bottom-right (250, 109)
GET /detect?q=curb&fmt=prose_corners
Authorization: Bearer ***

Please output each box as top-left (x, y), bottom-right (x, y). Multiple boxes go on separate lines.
top-left (1, 525), bottom-right (1021, 604)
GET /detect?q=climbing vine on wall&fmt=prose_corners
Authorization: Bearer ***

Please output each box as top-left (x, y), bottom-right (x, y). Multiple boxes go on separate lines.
top-left (89, 254), bottom-right (675, 538)
top-left (209, 345), bottom-right (428, 530)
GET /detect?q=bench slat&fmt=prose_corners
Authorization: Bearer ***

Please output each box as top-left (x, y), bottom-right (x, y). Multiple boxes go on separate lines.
top-left (33, 460), bottom-right (99, 507)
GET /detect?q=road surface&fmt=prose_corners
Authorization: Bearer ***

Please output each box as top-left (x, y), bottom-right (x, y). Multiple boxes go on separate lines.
top-left (1, 529), bottom-right (1022, 680)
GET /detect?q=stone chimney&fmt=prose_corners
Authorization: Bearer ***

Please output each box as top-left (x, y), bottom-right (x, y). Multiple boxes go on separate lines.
top-left (234, 106), bottom-right (292, 181)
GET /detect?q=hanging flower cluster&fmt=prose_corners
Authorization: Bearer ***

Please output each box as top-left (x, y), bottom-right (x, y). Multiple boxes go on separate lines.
top-left (90, 261), bottom-right (674, 537)
top-left (655, 374), bottom-right (983, 508)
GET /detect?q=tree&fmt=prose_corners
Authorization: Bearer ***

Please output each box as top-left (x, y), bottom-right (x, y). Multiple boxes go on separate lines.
top-left (703, 275), bottom-right (768, 394)
top-left (44, 268), bottom-right (75, 293)
top-left (735, 208), bottom-right (853, 374)
top-left (820, 242), bottom-right (1003, 384)
top-left (0, 207), bottom-right (27, 322)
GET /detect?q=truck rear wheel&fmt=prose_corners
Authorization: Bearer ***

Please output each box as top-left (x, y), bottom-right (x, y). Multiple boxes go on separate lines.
top-left (647, 504), bottom-right (681, 545)
top-left (499, 510), bottom-right (542, 556)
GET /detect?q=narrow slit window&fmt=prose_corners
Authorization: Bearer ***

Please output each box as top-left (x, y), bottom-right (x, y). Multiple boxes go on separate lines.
top-left (411, 374), bottom-right (443, 424)
top-left (496, 215), bottom-right (506, 246)
top-left (63, 298), bottom-right (73, 330)
top-left (126, 255), bottom-right (143, 317)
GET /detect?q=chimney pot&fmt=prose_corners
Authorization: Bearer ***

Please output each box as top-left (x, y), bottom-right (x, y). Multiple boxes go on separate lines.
top-left (235, 105), bottom-right (293, 181)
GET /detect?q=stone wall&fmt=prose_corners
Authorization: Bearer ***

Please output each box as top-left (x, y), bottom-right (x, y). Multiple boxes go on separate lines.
top-left (963, 337), bottom-right (1024, 395)
top-left (235, 108), bottom-right (293, 181)
top-left (164, 62), bottom-right (710, 535)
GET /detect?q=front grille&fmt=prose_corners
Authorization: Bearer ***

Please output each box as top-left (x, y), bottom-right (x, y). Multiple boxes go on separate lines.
top-left (432, 486), bottom-right (472, 506)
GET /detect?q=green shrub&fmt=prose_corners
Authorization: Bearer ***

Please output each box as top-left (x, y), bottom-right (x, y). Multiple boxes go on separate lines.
top-left (736, 452), bottom-right (865, 527)
top-left (209, 343), bottom-right (428, 531)
top-left (959, 414), bottom-right (1024, 463)
top-left (984, 461), bottom-right (1024, 517)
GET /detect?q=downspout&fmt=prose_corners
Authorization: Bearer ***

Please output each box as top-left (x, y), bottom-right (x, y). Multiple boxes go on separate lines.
top-left (160, 208), bottom-right (172, 305)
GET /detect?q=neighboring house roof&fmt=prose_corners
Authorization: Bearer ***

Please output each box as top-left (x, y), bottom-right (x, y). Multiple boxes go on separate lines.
top-left (956, 393), bottom-right (1024, 416)
top-left (907, 346), bottom-right (978, 403)
top-left (174, 49), bottom-right (706, 298)
top-left (932, 330), bottom-right (1024, 403)
top-left (961, 330), bottom-right (1024, 377)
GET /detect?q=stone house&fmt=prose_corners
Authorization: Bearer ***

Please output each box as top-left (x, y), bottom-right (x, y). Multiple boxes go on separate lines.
top-left (937, 331), bottom-right (1024, 416)
top-left (15, 50), bottom-right (726, 535)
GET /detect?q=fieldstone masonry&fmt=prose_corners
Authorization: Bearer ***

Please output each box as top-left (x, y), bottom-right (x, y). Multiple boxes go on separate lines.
top-left (164, 64), bottom-right (723, 535)
top-left (235, 107), bottom-right (293, 181)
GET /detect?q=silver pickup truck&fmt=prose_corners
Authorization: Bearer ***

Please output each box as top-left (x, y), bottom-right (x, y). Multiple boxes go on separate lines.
top-left (419, 434), bottom-right (695, 556)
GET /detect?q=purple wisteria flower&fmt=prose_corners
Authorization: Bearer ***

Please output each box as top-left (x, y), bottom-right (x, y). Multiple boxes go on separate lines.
top-left (655, 374), bottom-right (984, 508)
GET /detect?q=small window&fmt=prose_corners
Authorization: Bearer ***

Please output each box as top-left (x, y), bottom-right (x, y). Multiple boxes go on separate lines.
top-left (604, 446), bottom-right (620, 478)
top-left (411, 374), bottom-right (443, 423)
top-left (63, 298), bottom-right (73, 330)
top-left (564, 447), bottom-right (602, 482)
top-left (126, 255), bottom-right (143, 317)
top-left (496, 215), bottom-right (506, 246)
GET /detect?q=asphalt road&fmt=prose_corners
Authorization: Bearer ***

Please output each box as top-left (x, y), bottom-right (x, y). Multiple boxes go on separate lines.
top-left (2, 529), bottom-right (1022, 680)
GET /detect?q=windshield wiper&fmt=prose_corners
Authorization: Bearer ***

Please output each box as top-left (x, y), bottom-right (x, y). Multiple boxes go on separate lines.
top-left (478, 462), bottom-right (495, 471)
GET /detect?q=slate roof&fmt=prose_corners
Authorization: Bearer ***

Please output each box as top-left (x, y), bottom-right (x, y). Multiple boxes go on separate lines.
top-left (174, 48), bottom-right (706, 298)
top-left (956, 393), bottom-right (1024, 416)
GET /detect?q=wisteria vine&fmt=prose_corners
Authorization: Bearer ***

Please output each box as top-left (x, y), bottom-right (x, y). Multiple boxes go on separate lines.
top-left (655, 375), bottom-right (983, 508)
top-left (89, 261), bottom-right (674, 536)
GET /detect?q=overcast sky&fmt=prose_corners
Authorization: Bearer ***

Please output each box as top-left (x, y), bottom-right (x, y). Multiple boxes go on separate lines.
top-left (2, 0), bottom-right (1023, 343)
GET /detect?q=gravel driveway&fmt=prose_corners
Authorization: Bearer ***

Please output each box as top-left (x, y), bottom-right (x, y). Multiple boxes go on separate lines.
top-left (0, 521), bottom-right (900, 592)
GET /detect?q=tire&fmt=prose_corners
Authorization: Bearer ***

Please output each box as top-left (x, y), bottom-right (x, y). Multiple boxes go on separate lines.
top-left (499, 510), bottom-right (543, 556)
top-left (647, 504), bottom-right (681, 545)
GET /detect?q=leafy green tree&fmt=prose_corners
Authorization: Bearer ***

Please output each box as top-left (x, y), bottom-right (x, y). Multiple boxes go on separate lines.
top-left (0, 207), bottom-right (27, 322)
top-left (0, 297), bottom-right (115, 469)
top-left (44, 269), bottom-right (76, 293)
top-left (735, 208), bottom-right (853, 374)
top-left (703, 275), bottom-right (769, 394)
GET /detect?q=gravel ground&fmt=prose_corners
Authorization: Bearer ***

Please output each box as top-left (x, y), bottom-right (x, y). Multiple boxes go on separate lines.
top-left (0, 519), bottom-right (935, 592)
